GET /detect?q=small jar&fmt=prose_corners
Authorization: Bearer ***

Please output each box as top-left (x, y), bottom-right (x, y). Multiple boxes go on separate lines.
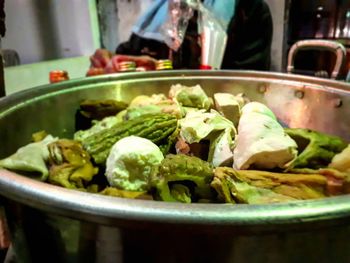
top-left (49, 70), bottom-right (69, 83)
top-left (119, 61), bottom-right (136, 72)
top-left (156, 59), bottom-right (173, 70)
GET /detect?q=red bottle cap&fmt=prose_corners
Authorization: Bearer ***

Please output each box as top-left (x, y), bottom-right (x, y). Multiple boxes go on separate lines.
top-left (199, 64), bottom-right (212, 70)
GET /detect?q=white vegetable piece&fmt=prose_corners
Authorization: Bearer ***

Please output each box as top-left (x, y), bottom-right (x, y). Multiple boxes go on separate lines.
top-left (233, 102), bottom-right (297, 170)
top-left (241, 101), bottom-right (276, 119)
top-left (179, 109), bottom-right (236, 167)
top-left (105, 136), bottom-right (164, 191)
top-left (169, 84), bottom-right (213, 110)
top-left (179, 109), bottom-right (236, 144)
top-left (209, 128), bottom-right (235, 167)
top-left (329, 145), bottom-right (350, 172)
top-left (213, 93), bottom-right (245, 127)
top-left (129, 94), bottom-right (168, 108)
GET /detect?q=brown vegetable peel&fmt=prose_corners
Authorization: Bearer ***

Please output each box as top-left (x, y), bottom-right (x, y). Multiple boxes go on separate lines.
top-left (212, 167), bottom-right (350, 204)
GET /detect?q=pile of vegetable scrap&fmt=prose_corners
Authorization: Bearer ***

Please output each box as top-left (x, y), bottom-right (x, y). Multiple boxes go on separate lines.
top-left (1, 84), bottom-right (350, 204)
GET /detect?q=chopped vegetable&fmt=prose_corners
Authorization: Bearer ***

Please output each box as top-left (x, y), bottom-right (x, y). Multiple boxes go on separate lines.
top-left (208, 128), bottom-right (235, 167)
top-left (99, 187), bottom-right (149, 199)
top-left (233, 102), bottom-right (298, 170)
top-left (2, 83), bottom-right (349, 205)
top-left (211, 167), bottom-right (350, 204)
top-left (32, 130), bottom-right (49, 142)
top-left (170, 184), bottom-right (192, 203)
top-left (152, 154), bottom-right (214, 203)
top-left (179, 109), bottom-right (236, 144)
top-left (82, 113), bottom-right (178, 164)
top-left (0, 135), bottom-right (57, 181)
top-left (329, 145), bottom-right (350, 172)
top-left (127, 94), bottom-right (183, 119)
top-left (106, 136), bottom-right (164, 191)
top-left (74, 111), bottom-right (126, 141)
top-left (211, 170), bottom-right (297, 204)
top-left (47, 139), bottom-right (98, 189)
top-left (169, 84), bottom-right (213, 110)
top-left (290, 168), bottom-right (350, 196)
top-left (179, 109), bottom-right (236, 166)
top-left (129, 94), bottom-right (168, 108)
top-left (124, 105), bottom-right (163, 120)
top-left (79, 99), bottom-right (128, 120)
top-left (213, 93), bottom-right (246, 127)
top-left (285, 128), bottom-right (347, 169)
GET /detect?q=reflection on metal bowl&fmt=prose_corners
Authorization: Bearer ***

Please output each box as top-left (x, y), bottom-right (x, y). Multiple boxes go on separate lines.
top-left (0, 71), bottom-right (350, 263)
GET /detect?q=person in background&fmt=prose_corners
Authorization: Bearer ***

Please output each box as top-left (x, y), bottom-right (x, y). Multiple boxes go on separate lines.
top-left (116, 0), bottom-right (273, 71)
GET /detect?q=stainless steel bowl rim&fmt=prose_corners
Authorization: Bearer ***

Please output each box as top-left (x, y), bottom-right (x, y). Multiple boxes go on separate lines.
top-left (1, 70), bottom-right (350, 227)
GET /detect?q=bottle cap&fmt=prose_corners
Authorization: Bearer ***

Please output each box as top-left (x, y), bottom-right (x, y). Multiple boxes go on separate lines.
top-left (119, 61), bottom-right (136, 72)
top-left (156, 59), bottom-right (173, 70)
top-left (199, 64), bottom-right (212, 70)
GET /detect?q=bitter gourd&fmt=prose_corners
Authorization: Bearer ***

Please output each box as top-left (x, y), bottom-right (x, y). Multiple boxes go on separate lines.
top-left (151, 154), bottom-right (214, 203)
top-left (285, 128), bottom-right (347, 169)
top-left (81, 113), bottom-right (178, 164)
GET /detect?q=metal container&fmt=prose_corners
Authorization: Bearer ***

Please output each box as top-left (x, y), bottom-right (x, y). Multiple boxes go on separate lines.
top-left (1, 71), bottom-right (350, 263)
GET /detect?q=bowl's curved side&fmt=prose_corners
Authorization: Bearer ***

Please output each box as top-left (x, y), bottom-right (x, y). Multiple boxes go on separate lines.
top-left (1, 168), bottom-right (350, 232)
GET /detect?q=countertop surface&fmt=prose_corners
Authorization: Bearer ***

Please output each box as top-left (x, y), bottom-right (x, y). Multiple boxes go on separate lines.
top-left (4, 56), bottom-right (90, 95)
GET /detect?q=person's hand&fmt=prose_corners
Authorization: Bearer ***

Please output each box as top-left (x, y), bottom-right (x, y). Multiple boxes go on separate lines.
top-left (86, 67), bottom-right (105, 77)
top-left (108, 54), bottom-right (157, 72)
top-left (89, 49), bottom-right (113, 69)
top-left (87, 49), bottom-right (159, 76)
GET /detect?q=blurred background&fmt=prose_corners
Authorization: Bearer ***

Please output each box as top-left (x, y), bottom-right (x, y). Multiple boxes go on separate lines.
top-left (1, 0), bottom-right (350, 94)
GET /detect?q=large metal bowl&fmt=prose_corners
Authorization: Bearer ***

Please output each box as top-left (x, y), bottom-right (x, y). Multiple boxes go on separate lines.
top-left (1, 71), bottom-right (350, 263)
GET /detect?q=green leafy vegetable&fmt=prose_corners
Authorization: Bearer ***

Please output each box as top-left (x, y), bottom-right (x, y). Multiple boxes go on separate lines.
top-left (47, 139), bottom-right (98, 189)
top-left (169, 84), bottom-right (213, 110)
top-left (0, 135), bottom-right (57, 181)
